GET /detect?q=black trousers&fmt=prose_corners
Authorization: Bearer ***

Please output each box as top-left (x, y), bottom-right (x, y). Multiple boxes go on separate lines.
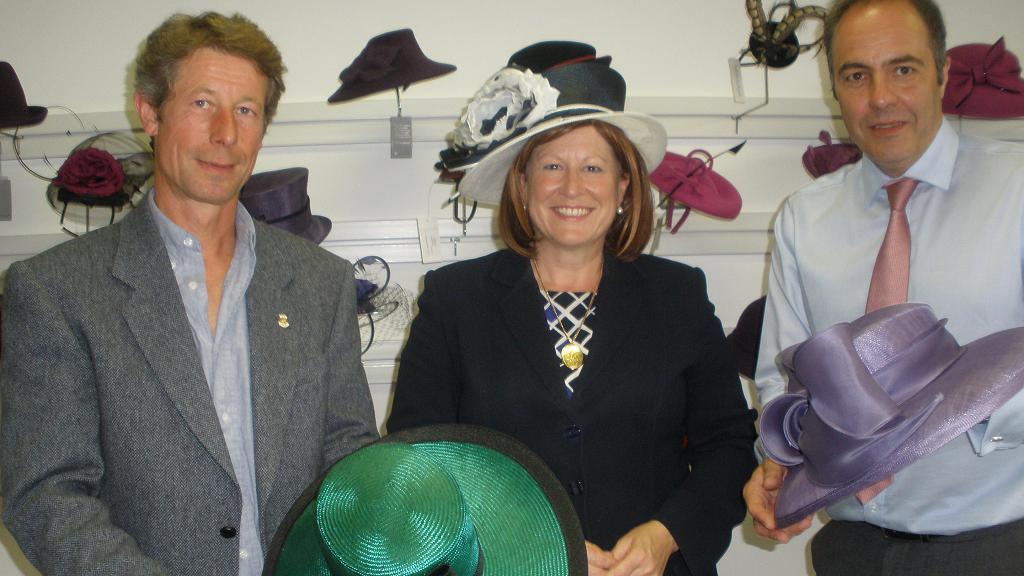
top-left (811, 519), bottom-right (1024, 576)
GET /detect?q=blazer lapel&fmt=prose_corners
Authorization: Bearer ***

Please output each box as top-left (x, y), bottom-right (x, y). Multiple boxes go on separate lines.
top-left (247, 225), bottom-right (299, 509)
top-left (113, 207), bottom-right (235, 478)
top-left (494, 252), bottom-right (572, 405)
top-left (575, 257), bottom-right (644, 398)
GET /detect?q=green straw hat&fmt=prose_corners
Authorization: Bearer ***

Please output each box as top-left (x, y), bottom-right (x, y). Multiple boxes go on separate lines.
top-left (264, 425), bottom-right (586, 576)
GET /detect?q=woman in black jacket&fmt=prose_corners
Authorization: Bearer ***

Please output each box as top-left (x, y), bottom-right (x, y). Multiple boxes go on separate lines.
top-left (388, 42), bottom-right (756, 576)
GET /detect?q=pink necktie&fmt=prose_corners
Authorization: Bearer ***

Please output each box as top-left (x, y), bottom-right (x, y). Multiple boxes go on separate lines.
top-left (865, 178), bottom-right (917, 312)
top-left (857, 178), bottom-right (917, 504)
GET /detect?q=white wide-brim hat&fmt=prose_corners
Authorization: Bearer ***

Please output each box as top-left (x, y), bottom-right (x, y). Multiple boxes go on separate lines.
top-left (439, 42), bottom-right (666, 205)
top-left (459, 107), bottom-right (666, 205)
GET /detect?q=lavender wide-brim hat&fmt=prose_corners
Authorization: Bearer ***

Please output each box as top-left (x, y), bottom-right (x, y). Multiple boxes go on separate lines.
top-left (759, 303), bottom-right (1024, 528)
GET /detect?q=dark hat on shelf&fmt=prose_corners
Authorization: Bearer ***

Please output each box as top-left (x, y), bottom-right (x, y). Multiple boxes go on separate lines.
top-left (240, 167), bottom-right (331, 245)
top-left (0, 61), bottom-right (47, 129)
top-left (328, 29), bottom-right (456, 103)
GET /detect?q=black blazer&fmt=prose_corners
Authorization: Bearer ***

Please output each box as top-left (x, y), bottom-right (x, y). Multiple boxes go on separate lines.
top-left (387, 250), bottom-right (756, 576)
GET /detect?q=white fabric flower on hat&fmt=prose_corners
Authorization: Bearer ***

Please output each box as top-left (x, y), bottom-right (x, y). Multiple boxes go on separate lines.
top-left (449, 67), bottom-right (560, 150)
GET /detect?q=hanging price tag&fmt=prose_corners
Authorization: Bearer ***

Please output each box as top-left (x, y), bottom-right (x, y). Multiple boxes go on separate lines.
top-left (390, 116), bottom-right (412, 159)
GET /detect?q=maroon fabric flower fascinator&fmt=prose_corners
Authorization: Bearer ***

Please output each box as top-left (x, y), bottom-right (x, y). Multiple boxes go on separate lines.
top-left (802, 131), bottom-right (861, 178)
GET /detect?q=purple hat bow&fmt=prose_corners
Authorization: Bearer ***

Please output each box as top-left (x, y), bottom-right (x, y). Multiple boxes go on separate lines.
top-left (946, 38), bottom-right (1023, 108)
top-left (763, 315), bottom-right (961, 487)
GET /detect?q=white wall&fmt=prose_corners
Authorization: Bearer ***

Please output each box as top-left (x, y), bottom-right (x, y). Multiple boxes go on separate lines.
top-left (1, 1), bottom-right (1021, 574)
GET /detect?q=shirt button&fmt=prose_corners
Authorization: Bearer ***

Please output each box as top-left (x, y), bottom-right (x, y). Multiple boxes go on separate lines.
top-left (184, 237), bottom-right (194, 247)
top-left (187, 280), bottom-right (198, 291)
top-left (220, 526), bottom-right (237, 539)
top-left (239, 549), bottom-right (249, 560)
top-left (170, 261), bottom-right (177, 270)
top-left (991, 436), bottom-right (1004, 442)
top-left (221, 413), bottom-right (231, 424)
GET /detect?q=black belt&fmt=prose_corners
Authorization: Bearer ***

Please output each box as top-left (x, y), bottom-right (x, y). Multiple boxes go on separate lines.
top-left (880, 528), bottom-right (945, 542)
top-left (876, 517), bottom-right (1024, 543)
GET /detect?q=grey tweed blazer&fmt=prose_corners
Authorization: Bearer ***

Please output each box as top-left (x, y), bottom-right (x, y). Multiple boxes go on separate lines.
top-left (0, 205), bottom-right (378, 575)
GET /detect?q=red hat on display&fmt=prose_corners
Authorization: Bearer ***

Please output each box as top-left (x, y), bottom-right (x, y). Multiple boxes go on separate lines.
top-left (943, 37), bottom-right (1024, 118)
top-left (650, 150), bottom-right (741, 233)
top-left (802, 131), bottom-right (861, 178)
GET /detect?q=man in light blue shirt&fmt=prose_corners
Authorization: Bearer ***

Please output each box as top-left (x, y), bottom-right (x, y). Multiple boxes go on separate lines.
top-left (744, 0), bottom-right (1024, 574)
top-left (1, 13), bottom-right (378, 576)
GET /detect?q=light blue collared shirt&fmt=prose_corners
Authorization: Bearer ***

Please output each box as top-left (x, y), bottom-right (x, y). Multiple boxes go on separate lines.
top-left (149, 193), bottom-right (262, 575)
top-left (757, 120), bottom-right (1024, 534)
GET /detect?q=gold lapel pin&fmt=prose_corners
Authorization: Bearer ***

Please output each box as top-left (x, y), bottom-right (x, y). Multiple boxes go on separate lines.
top-left (277, 313), bottom-right (290, 328)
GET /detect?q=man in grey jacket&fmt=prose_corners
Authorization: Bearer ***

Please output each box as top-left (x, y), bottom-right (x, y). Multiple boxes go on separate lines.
top-left (0, 12), bottom-right (378, 575)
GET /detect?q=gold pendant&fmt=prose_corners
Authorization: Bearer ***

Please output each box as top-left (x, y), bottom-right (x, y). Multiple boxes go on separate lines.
top-left (560, 341), bottom-right (585, 370)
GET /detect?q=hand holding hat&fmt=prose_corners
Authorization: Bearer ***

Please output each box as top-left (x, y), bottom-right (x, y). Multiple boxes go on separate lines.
top-left (759, 303), bottom-right (1024, 528)
top-left (264, 425), bottom-right (587, 575)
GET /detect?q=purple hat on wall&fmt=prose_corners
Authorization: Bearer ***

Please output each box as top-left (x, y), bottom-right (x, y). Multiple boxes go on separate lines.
top-left (759, 303), bottom-right (1024, 528)
top-left (943, 37), bottom-right (1024, 118)
top-left (0, 62), bottom-right (47, 129)
top-left (801, 130), bottom-right (861, 178)
top-left (650, 150), bottom-right (741, 233)
top-left (240, 168), bottom-right (331, 245)
top-left (328, 29), bottom-right (456, 103)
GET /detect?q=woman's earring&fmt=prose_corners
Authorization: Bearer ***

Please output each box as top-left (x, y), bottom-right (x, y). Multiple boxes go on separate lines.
top-left (616, 205), bottom-right (624, 215)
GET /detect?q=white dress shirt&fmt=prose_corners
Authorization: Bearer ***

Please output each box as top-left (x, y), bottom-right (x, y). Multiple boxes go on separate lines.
top-left (757, 120), bottom-right (1024, 534)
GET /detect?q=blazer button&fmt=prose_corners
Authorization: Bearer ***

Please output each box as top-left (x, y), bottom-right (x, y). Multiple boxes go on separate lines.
top-left (220, 526), bottom-right (238, 539)
top-left (570, 480), bottom-right (585, 495)
top-left (563, 424), bottom-right (583, 439)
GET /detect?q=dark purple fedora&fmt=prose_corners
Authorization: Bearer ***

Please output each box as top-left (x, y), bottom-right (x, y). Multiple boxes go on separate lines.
top-left (240, 168), bottom-right (331, 245)
top-left (944, 37), bottom-right (1024, 118)
top-left (802, 130), bottom-right (861, 179)
top-left (760, 303), bottom-right (1024, 528)
top-left (0, 62), bottom-right (47, 129)
top-left (328, 29), bottom-right (455, 103)
top-left (506, 41), bottom-right (612, 73)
